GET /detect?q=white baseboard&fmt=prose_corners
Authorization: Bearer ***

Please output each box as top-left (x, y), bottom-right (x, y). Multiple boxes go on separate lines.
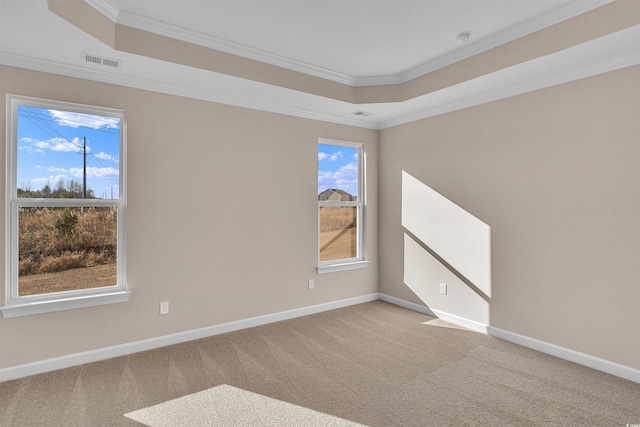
top-left (488, 326), bottom-right (640, 384)
top-left (378, 293), bottom-right (489, 333)
top-left (0, 293), bottom-right (379, 382)
top-left (378, 293), bottom-right (639, 384)
top-left (2, 292), bottom-right (638, 385)
top-left (377, 293), bottom-right (437, 317)
top-left (429, 309), bottom-right (490, 334)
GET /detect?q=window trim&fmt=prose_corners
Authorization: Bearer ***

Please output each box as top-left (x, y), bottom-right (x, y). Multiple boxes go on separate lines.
top-left (1, 95), bottom-right (128, 318)
top-left (317, 138), bottom-right (368, 274)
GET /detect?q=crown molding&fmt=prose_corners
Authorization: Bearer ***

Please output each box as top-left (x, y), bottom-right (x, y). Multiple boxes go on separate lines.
top-left (83, 0), bottom-right (358, 86)
top-left (378, 25), bottom-right (640, 129)
top-left (83, 0), bottom-right (613, 88)
top-left (0, 51), bottom-right (377, 130)
top-left (84, 0), bottom-right (119, 22)
top-left (116, 9), bottom-right (360, 86)
top-left (2, 23), bottom-right (635, 131)
top-left (383, 0), bottom-right (615, 86)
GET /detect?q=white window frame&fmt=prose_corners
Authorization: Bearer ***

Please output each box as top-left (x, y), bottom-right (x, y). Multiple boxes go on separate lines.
top-left (317, 138), bottom-right (369, 274)
top-left (1, 95), bottom-right (128, 318)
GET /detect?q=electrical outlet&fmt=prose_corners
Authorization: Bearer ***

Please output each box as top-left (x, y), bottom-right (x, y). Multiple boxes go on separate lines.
top-left (160, 301), bottom-right (169, 314)
top-left (439, 283), bottom-right (447, 295)
top-left (308, 279), bottom-right (315, 290)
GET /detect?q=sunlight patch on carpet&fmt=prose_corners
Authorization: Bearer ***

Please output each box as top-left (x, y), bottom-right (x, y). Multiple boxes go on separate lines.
top-left (124, 384), bottom-right (367, 426)
top-left (422, 318), bottom-right (473, 331)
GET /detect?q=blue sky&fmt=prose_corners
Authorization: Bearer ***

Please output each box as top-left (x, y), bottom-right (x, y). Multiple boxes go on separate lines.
top-left (17, 106), bottom-right (121, 199)
top-left (318, 143), bottom-right (358, 197)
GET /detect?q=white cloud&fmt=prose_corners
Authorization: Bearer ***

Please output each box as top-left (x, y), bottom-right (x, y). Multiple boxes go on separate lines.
top-left (318, 150), bottom-right (344, 162)
top-left (69, 167), bottom-right (119, 180)
top-left (318, 171), bottom-right (333, 187)
top-left (334, 162), bottom-right (357, 179)
top-left (317, 162), bottom-right (358, 195)
top-left (95, 152), bottom-right (118, 163)
top-left (19, 138), bottom-right (45, 154)
top-left (95, 152), bottom-right (113, 160)
top-left (32, 174), bottom-right (67, 185)
top-left (48, 110), bottom-right (120, 130)
top-left (20, 137), bottom-right (87, 154)
top-left (47, 166), bottom-right (67, 173)
top-left (330, 151), bottom-right (343, 161)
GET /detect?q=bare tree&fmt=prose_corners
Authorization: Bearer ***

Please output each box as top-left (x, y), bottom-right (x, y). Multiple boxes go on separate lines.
top-left (20, 179), bottom-right (33, 192)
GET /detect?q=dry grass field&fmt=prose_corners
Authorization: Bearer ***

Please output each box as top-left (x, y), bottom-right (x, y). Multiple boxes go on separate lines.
top-left (17, 206), bottom-right (117, 296)
top-left (18, 263), bottom-right (117, 296)
top-left (319, 206), bottom-right (358, 261)
top-left (320, 228), bottom-right (357, 261)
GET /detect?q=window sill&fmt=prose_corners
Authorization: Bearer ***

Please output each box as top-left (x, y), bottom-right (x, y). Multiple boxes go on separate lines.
top-left (317, 260), bottom-right (369, 274)
top-left (0, 290), bottom-right (130, 318)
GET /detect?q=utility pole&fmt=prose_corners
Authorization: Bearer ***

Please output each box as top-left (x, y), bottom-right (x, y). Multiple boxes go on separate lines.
top-left (83, 136), bottom-right (87, 199)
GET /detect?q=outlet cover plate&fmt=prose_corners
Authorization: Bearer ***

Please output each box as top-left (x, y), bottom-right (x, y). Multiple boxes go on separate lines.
top-left (160, 301), bottom-right (169, 314)
top-left (439, 283), bottom-right (447, 295)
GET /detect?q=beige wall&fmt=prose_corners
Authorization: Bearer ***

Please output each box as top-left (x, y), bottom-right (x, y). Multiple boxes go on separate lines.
top-left (379, 66), bottom-right (640, 369)
top-left (0, 66), bottom-right (378, 369)
top-left (1, 62), bottom-right (638, 373)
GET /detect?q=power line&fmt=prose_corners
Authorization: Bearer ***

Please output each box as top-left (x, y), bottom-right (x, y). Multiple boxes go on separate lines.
top-left (19, 108), bottom-right (119, 171)
top-left (19, 111), bottom-right (81, 152)
top-left (17, 107), bottom-right (121, 197)
top-left (19, 108), bottom-right (120, 134)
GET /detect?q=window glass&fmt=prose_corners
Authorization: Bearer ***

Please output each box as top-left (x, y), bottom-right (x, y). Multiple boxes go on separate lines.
top-left (18, 206), bottom-right (118, 296)
top-left (17, 105), bottom-right (120, 199)
top-left (319, 206), bottom-right (357, 262)
top-left (5, 96), bottom-right (125, 309)
top-left (318, 141), bottom-right (362, 265)
top-left (318, 143), bottom-right (359, 200)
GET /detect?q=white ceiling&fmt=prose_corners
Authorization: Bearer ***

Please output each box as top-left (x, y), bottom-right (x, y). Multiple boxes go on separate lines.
top-left (1, 0), bottom-right (637, 129)
top-left (108, 0), bottom-right (591, 82)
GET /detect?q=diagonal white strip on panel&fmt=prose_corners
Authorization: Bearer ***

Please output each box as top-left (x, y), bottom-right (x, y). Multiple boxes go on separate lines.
top-left (401, 171), bottom-right (491, 297)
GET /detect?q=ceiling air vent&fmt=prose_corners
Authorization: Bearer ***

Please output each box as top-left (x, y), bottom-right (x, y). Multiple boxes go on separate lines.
top-left (350, 110), bottom-right (373, 117)
top-left (81, 53), bottom-right (121, 69)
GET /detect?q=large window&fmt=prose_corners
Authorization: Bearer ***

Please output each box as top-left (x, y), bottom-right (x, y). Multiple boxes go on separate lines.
top-left (317, 139), bottom-right (368, 273)
top-left (2, 96), bottom-right (128, 318)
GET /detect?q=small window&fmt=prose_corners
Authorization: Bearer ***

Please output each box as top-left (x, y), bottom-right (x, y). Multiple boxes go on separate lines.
top-left (317, 139), bottom-right (368, 273)
top-left (2, 96), bottom-right (128, 317)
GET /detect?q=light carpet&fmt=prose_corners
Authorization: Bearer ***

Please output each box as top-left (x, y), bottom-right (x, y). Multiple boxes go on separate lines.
top-left (2, 301), bottom-right (639, 426)
top-left (125, 384), bottom-right (366, 426)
